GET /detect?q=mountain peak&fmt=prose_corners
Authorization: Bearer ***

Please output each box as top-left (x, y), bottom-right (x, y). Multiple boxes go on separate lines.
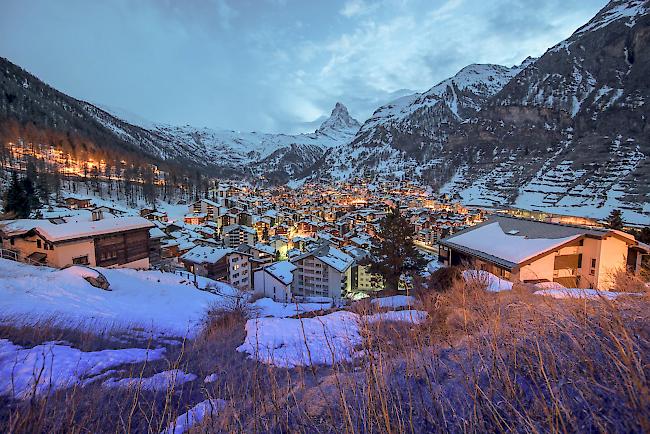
top-left (316, 102), bottom-right (361, 137)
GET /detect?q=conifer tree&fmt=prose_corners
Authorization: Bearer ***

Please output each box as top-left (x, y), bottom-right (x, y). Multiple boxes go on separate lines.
top-left (3, 172), bottom-right (30, 218)
top-left (365, 207), bottom-right (426, 291)
top-left (606, 209), bottom-right (624, 230)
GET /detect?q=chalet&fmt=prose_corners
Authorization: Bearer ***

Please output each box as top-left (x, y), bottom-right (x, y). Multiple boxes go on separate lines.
top-left (143, 211), bottom-right (168, 223)
top-left (64, 197), bottom-right (92, 209)
top-left (180, 246), bottom-right (252, 290)
top-left (438, 216), bottom-right (644, 289)
top-left (0, 216), bottom-right (154, 269)
top-left (291, 243), bottom-right (353, 299)
top-left (253, 261), bottom-right (296, 302)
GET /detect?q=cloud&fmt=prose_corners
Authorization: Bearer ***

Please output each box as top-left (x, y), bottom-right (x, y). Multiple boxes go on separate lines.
top-left (0, 0), bottom-right (607, 134)
top-left (340, 0), bottom-right (376, 18)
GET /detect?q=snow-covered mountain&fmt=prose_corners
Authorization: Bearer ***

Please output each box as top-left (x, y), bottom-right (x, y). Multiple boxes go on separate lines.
top-left (318, 0), bottom-right (650, 222)
top-left (1, 0), bottom-right (648, 221)
top-left (0, 59), bottom-right (359, 182)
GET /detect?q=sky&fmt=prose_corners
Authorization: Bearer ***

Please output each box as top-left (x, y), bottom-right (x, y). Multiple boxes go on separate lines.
top-left (0, 0), bottom-right (607, 133)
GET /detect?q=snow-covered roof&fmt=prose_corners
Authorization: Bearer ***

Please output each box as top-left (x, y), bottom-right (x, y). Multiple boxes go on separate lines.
top-left (0, 217), bottom-right (154, 243)
top-left (294, 244), bottom-right (354, 273)
top-left (149, 227), bottom-right (167, 239)
top-left (253, 243), bottom-right (276, 255)
top-left (441, 218), bottom-right (591, 266)
top-left (181, 246), bottom-right (233, 264)
top-left (264, 261), bottom-right (297, 285)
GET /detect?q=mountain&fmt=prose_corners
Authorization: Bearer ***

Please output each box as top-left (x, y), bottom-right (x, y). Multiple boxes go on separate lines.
top-left (0, 56), bottom-right (359, 183)
top-left (319, 0), bottom-right (649, 222)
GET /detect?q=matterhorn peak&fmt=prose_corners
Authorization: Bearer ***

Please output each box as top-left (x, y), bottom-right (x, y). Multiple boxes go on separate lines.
top-left (316, 102), bottom-right (361, 137)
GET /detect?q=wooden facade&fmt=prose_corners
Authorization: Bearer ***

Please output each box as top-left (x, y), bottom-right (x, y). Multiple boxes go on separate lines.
top-left (94, 228), bottom-right (150, 267)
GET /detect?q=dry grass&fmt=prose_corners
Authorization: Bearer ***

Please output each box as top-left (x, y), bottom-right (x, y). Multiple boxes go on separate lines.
top-left (1, 275), bottom-right (649, 433)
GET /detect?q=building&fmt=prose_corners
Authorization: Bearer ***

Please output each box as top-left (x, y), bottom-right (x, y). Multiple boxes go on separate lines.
top-left (222, 224), bottom-right (256, 248)
top-left (190, 199), bottom-right (222, 222)
top-left (343, 246), bottom-right (383, 292)
top-left (0, 216), bottom-right (154, 269)
top-left (253, 261), bottom-right (296, 302)
top-left (180, 246), bottom-right (252, 290)
top-left (291, 244), bottom-right (353, 299)
top-left (184, 213), bottom-right (207, 226)
top-left (438, 216), bottom-right (645, 289)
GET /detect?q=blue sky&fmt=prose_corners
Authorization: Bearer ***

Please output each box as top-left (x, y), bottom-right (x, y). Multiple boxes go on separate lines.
top-left (1, 0), bottom-right (606, 133)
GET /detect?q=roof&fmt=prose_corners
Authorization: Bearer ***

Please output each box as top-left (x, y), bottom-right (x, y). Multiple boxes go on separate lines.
top-left (293, 244), bottom-right (354, 273)
top-left (0, 217), bottom-right (154, 243)
top-left (181, 246), bottom-right (233, 264)
top-left (149, 227), bottom-right (167, 239)
top-left (263, 261), bottom-right (297, 285)
top-left (223, 224), bottom-right (256, 234)
top-left (439, 216), bottom-right (625, 268)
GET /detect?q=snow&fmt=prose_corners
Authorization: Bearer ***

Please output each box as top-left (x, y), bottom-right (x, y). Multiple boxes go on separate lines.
top-left (315, 247), bottom-right (354, 273)
top-left (249, 297), bottom-right (331, 318)
top-left (427, 260), bottom-right (443, 274)
top-left (203, 373), bottom-right (219, 383)
top-left (238, 311), bottom-right (361, 368)
top-left (263, 261), bottom-right (296, 285)
top-left (0, 339), bottom-right (165, 399)
top-left (370, 295), bottom-right (416, 309)
top-left (103, 369), bottom-right (196, 391)
top-left (534, 288), bottom-right (642, 300)
top-left (238, 308), bottom-right (428, 367)
top-left (181, 246), bottom-right (232, 264)
top-left (365, 310), bottom-right (428, 324)
top-left (534, 281), bottom-right (566, 290)
top-left (463, 270), bottom-right (514, 292)
top-left (161, 399), bottom-right (227, 434)
top-left (0, 259), bottom-right (238, 337)
top-left (446, 222), bottom-right (579, 264)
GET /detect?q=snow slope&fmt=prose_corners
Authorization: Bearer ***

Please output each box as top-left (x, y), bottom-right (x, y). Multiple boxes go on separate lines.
top-left (0, 259), bottom-right (238, 337)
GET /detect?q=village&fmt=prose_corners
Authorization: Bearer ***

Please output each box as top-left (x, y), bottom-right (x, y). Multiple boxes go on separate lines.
top-left (1, 176), bottom-right (648, 305)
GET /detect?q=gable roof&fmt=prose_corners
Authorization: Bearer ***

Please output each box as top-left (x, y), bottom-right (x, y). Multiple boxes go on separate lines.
top-left (0, 217), bottom-right (154, 243)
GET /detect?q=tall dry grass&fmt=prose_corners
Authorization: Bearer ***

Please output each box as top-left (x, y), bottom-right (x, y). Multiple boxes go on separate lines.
top-left (1, 274), bottom-right (649, 433)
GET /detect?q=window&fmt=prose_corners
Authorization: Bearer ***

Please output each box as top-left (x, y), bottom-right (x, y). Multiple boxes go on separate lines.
top-left (577, 254), bottom-right (582, 269)
top-left (37, 239), bottom-right (42, 249)
top-left (591, 258), bottom-right (596, 268)
top-left (73, 255), bottom-right (89, 265)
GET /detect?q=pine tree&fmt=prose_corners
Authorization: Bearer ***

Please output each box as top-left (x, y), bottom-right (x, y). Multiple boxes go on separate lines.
top-left (606, 209), bottom-right (624, 230)
top-left (365, 207), bottom-right (426, 291)
top-left (3, 172), bottom-right (29, 218)
top-left (21, 176), bottom-right (39, 213)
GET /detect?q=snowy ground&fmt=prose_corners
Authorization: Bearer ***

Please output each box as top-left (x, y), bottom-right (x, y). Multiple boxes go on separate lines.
top-left (462, 269), bottom-right (514, 292)
top-left (237, 309), bottom-right (428, 368)
top-left (370, 295), bottom-right (417, 309)
top-left (0, 259), bottom-right (239, 337)
top-left (0, 339), bottom-right (166, 399)
top-left (249, 297), bottom-right (332, 318)
top-left (534, 288), bottom-right (642, 300)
